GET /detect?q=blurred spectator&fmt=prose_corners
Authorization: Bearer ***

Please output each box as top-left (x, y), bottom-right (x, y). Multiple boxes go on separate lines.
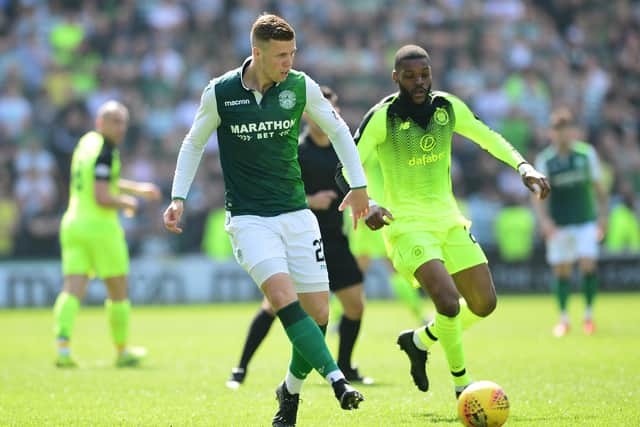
top-left (0, 0), bottom-right (637, 260)
top-left (605, 181), bottom-right (640, 254)
top-left (48, 101), bottom-right (90, 181)
top-left (0, 75), bottom-right (32, 140)
top-left (466, 176), bottom-right (503, 248)
top-left (0, 169), bottom-right (19, 258)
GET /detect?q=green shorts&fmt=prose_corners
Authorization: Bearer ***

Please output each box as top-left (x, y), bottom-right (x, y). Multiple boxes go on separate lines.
top-left (349, 222), bottom-right (388, 258)
top-left (60, 220), bottom-right (129, 278)
top-left (389, 224), bottom-right (487, 287)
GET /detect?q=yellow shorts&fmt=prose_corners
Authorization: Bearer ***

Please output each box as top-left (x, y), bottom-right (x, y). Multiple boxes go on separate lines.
top-left (60, 221), bottom-right (129, 278)
top-left (389, 224), bottom-right (487, 287)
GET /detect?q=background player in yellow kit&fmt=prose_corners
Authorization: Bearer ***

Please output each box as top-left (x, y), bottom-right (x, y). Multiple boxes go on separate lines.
top-left (54, 100), bottom-right (161, 368)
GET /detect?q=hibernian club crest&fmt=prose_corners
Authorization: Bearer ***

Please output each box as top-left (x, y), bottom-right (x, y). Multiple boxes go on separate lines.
top-left (434, 107), bottom-right (449, 125)
top-left (279, 90), bottom-right (296, 109)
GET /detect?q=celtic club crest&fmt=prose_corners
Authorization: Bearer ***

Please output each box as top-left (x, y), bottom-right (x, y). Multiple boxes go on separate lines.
top-left (279, 90), bottom-right (296, 109)
top-left (434, 107), bottom-right (449, 125)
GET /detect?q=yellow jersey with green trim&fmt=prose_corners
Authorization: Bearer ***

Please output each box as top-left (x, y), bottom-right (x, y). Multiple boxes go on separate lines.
top-left (354, 91), bottom-right (525, 237)
top-left (62, 131), bottom-right (121, 227)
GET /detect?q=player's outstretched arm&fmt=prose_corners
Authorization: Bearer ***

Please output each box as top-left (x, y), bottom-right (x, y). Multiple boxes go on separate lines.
top-left (163, 199), bottom-right (184, 234)
top-left (118, 179), bottom-right (162, 201)
top-left (95, 180), bottom-right (138, 214)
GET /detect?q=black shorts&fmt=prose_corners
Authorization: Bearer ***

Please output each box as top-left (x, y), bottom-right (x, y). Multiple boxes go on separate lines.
top-left (321, 228), bottom-right (364, 292)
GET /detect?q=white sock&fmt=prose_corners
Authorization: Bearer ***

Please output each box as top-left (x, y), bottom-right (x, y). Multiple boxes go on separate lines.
top-left (456, 383), bottom-right (471, 394)
top-left (325, 369), bottom-right (345, 384)
top-left (413, 328), bottom-right (428, 351)
top-left (285, 371), bottom-right (304, 395)
top-left (560, 312), bottom-right (569, 324)
top-left (584, 307), bottom-right (592, 320)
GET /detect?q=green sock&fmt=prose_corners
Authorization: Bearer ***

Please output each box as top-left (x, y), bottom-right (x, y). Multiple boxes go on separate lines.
top-left (417, 298), bottom-right (482, 350)
top-left (553, 277), bottom-right (571, 312)
top-left (277, 301), bottom-right (338, 379)
top-left (54, 292), bottom-right (80, 340)
top-left (581, 273), bottom-right (598, 309)
top-left (433, 312), bottom-right (471, 388)
top-left (390, 272), bottom-right (423, 321)
top-left (290, 323), bottom-right (328, 380)
top-left (105, 299), bottom-right (130, 346)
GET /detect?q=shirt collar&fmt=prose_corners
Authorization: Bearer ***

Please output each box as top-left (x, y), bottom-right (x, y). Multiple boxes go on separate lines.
top-left (240, 57), bottom-right (252, 91)
top-left (239, 57), bottom-right (283, 91)
top-left (388, 91), bottom-right (435, 130)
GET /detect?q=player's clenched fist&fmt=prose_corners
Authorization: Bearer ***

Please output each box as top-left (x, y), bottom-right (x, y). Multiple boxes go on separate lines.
top-left (163, 199), bottom-right (184, 234)
top-left (365, 205), bottom-right (394, 231)
top-left (519, 163), bottom-right (551, 200)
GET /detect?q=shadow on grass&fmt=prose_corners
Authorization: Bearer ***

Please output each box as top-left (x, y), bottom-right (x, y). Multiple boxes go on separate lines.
top-left (509, 415), bottom-right (584, 423)
top-left (304, 381), bottom-right (387, 389)
top-left (417, 413), bottom-right (460, 424)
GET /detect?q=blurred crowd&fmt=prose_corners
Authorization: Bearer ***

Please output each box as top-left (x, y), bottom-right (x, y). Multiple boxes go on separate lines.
top-left (1, 0), bottom-right (639, 261)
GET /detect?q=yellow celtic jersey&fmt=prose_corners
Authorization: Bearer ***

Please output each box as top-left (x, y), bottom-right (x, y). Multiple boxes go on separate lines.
top-left (354, 91), bottom-right (525, 236)
top-left (62, 131), bottom-right (120, 226)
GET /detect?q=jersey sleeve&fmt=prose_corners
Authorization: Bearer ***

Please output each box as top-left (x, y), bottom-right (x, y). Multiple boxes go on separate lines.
top-left (354, 104), bottom-right (386, 165)
top-left (585, 144), bottom-right (602, 182)
top-left (335, 102), bottom-right (386, 193)
top-left (447, 94), bottom-right (526, 170)
top-left (171, 82), bottom-right (221, 199)
top-left (303, 75), bottom-right (367, 189)
top-left (94, 141), bottom-right (114, 181)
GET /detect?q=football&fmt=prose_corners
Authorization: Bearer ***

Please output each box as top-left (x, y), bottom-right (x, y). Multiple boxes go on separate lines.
top-left (457, 381), bottom-right (510, 427)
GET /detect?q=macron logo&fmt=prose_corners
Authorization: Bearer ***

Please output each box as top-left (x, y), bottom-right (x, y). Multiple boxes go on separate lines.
top-left (224, 99), bottom-right (250, 107)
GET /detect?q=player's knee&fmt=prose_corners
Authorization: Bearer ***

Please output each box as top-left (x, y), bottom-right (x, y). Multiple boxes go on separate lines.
top-left (435, 296), bottom-right (460, 317)
top-left (343, 300), bottom-right (364, 319)
top-left (470, 297), bottom-right (496, 318)
top-left (308, 304), bottom-right (329, 325)
top-left (553, 263), bottom-right (572, 278)
top-left (579, 259), bottom-right (596, 274)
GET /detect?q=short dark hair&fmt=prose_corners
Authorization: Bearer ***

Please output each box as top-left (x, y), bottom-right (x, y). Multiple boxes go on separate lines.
top-left (320, 85), bottom-right (337, 103)
top-left (550, 108), bottom-right (574, 129)
top-left (394, 45), bottom-right (430, 69)
top-left (251, 13), bottom-right (295, 46)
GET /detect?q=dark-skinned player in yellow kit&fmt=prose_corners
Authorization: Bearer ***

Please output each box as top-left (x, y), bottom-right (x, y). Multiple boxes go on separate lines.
top-left (337, 45), bottom-right (550, 398)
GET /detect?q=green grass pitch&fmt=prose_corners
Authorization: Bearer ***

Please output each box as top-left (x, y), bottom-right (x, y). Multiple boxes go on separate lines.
top-left (1, 293), bottom-right (639, 426)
